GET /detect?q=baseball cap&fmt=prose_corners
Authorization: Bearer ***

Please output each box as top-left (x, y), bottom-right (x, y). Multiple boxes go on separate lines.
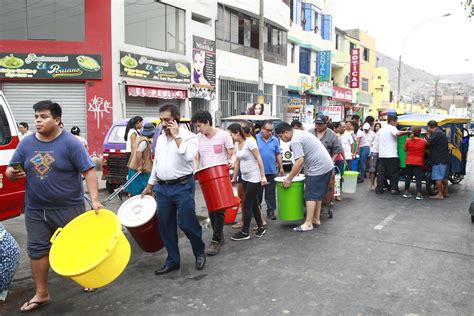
top-left (314, 115), bottom-right (326, 124)
top-left (363, 123), bottom-right (370, 130)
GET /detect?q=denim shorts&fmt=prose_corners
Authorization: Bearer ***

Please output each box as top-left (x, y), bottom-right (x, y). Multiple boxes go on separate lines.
top-left (431, 164), bottom-right (449, 181)
top-left (304, 170), bottom-right (333, 201)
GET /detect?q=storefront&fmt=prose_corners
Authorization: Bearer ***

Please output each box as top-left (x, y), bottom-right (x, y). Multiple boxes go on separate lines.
top-left (327, 86), bottom-right (353, 122)
top-left (0, 1), bottom-right (112, 153)
top-left (119, 51), bottom-right (191, 118)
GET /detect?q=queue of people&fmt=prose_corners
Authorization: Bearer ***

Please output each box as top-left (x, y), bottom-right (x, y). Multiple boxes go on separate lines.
top-left (3, 102), bottom-right (453, 312)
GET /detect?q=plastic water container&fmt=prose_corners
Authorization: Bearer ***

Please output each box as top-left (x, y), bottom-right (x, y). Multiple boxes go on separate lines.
top-left (275, 176), bottom-right (305, 221)
top-left (342, 171), bottom-right (359, 194)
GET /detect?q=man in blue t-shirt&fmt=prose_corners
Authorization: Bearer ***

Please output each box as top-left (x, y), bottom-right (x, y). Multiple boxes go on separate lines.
top-left (6, 100), bottom-right (102, 312)
top-left (256, 120), bottom-right (284, 220)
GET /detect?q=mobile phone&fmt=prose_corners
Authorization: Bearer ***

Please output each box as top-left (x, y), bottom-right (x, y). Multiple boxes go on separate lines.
top-left (11, 162), bottom-right (25, 173)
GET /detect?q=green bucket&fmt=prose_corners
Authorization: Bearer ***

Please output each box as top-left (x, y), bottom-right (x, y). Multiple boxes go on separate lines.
top-left (398, 134), bottom-right (409, 168)
top-left (275, 176), bottom-right (305, 221)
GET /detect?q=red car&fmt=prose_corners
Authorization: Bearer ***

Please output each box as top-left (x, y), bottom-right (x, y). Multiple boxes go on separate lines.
top-left (0, 91), bottom-right (25, 220)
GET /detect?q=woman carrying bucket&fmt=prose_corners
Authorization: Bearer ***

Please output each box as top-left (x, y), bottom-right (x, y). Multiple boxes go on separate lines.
top-left (228, 123), bottom-right (268, 241)
top-left (126, 123), bottom-right (157, 196)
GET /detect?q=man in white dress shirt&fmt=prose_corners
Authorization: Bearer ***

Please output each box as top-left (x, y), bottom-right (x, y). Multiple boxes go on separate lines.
top-left (142, 104), bottom-right (206, 275)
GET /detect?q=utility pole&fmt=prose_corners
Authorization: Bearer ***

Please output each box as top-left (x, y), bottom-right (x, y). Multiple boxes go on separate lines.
top-left (433, 76), bottom-right (439, 114)
top-left (257, 0), bottom-right (264, 105)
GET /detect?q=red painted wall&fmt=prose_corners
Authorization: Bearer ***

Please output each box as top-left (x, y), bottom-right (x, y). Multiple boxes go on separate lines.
top-left (0, 0), bottom-right (112, 154)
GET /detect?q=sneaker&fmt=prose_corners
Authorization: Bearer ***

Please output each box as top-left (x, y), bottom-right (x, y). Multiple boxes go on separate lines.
top-left (403, 193), bottom-right (413, 198)
top-left (267, 211), bottom-right (277, 220)
top-left (255, 227), bottom-right (266, 238)
top-left (231, 231), bottom-right (250, 241)
top-left (416, 195), bottom-right (424, 200)
top-left (205, 240), bottom-right (221, 256)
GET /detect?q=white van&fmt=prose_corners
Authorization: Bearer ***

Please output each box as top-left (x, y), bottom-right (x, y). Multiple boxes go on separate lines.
top-left (0, 91), bottom-right (25, 220)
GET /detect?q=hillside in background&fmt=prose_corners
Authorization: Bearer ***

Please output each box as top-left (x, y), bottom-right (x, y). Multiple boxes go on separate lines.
top-left (376, 52), bottom-right (474, 100)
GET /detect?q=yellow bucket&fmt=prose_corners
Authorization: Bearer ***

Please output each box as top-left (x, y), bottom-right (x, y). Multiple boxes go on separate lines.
top-left (49, 209), bottom-right (131, 288)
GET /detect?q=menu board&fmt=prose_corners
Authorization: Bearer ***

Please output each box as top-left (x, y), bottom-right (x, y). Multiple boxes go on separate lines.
top-left (120, 51), bottom-right (191, 84)
top-left (0, 53), bottom-right (102, 79)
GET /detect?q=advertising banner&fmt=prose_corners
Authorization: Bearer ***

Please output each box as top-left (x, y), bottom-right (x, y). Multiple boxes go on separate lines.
top-left (318, 105), bottom-right (343, 122)
top-left (350, 48), bottom-right (360, 88)
top-left (192, 36), bottom-right (216, 87)
top-left (331, 86), bottom-right (353, 102)
top-left (316, 50), bottom-right (331, 82)
top-left (0, 53), bottom-right (102, 79)
top-left (120, 51), bottom-right (191, 84)
top-left (127, 86), bottom-right (187, 99)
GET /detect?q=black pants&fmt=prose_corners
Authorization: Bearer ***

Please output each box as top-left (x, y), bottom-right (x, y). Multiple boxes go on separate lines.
top-left (242, 180), bottom-right (263, 234)
top-left (257, 174), bottom-right (276, 215)
top-left (208, 210), bottom-right (225, 242)
top-left (376, 158), bottom-right (400, 192)
top-left (404, 164), bottom-right (423, 193)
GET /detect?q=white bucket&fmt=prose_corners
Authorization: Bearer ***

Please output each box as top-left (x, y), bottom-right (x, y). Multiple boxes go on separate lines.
top-left (342, 171), bottom-right (359, 194)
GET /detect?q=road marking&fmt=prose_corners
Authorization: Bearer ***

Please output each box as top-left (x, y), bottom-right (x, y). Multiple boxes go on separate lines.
top-left (374, 213), bottom-right (397, 230)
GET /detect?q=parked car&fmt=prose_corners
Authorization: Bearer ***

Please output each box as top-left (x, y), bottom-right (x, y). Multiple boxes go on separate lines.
top-left (220, 115), bottom-right (293, 167)
top-left (0, 91), bottom-right (25, 220)
top-left (102, 117), bottom-right (192, 193)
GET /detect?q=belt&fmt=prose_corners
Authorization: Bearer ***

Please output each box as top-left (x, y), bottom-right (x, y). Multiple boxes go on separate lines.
top-left (157, 174), bottom-right (193, 185)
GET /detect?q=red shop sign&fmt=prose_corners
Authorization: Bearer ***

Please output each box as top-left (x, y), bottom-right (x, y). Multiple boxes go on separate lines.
top-left (350, 48), bottom-right (360, 88)
top-left (127, 86), bottom-right (187, 99)
top-left (331, 86), bottom-right (353, 102)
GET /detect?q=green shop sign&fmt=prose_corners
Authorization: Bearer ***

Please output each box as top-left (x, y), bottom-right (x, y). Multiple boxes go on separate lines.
top-left (0, 53), bottom-right (102, 79)
top-left (120, 51), bottom-right (191, 84)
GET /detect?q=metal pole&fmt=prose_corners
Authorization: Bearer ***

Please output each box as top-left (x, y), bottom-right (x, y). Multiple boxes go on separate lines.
top-left (257, 0), bottom-right (264, 105)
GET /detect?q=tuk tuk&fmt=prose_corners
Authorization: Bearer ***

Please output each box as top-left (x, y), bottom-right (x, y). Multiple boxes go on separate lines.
top-left (102, 117), bottom-right (192, 193)
top-left (397, 113), bottom-right (471, 194)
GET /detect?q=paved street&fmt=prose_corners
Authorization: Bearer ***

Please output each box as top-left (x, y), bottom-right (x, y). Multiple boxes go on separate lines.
top-left (2, 159), bottom-right (474, 315)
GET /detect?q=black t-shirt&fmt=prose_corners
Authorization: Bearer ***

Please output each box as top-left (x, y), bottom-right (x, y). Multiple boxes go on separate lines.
top-left (427, 128), bottom-right (450, 165)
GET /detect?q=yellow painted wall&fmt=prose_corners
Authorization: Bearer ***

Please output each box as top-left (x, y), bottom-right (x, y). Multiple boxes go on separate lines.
top-left (372, 67), bottom-right (391, 117)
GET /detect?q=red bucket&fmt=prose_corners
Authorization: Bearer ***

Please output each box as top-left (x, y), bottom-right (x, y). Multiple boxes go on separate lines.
top-left (195, 163), bottom-right (235, 212)
top-left (117, 196), bottom-right (164, 253)
top-left (224, 196), bottom-right (241, 224)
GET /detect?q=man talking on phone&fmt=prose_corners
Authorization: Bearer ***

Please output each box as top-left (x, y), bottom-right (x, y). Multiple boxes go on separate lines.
top-left (6, 100), bottom-right (102, 312)
top-left (141, 104), bottom-right (206, 275)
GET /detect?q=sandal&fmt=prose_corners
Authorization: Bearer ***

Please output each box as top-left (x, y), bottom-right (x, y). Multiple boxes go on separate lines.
top-left (83, 288), bottom-right (97, 293)
top-left (293, 225), bottom-right (313, 232)
top-left (20, 299), bottom-right (52, 313)
top-left (232, 222), bottom-right (243, 229)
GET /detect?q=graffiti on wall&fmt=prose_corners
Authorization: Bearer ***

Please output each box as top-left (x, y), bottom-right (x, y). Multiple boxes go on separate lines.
top-left (88, 95), bottom-right (111, 129)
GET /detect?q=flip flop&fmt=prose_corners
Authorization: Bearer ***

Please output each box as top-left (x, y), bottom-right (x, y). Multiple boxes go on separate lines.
top-left (293, 225), bottom-right (313, 232)
top-left (312, 223), bottom-right (321, 228)
top-left (20, 299), bottom-right (52, 313)
top-left (83, 288), bottom-right (97, 293)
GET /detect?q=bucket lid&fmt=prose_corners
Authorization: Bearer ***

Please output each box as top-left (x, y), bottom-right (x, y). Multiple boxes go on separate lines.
top-left (194, 162), bottom-right (228, 174)
top-left (275, 175), bottom-right (305, 182)
top-left (117, 195), bottom-right (157, 228)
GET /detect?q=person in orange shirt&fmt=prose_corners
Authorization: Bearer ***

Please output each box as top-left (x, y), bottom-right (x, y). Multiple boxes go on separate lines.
top-left (403, 126), bottom-right (427, 200)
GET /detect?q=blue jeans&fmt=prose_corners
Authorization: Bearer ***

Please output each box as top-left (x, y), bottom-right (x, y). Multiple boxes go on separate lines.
top-left (359, 146), bottom-right (370, 178)
top-left (154, 178), bottom-right (205, 268)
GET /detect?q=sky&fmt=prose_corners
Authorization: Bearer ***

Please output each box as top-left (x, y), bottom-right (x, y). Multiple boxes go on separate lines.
top-left (333, 0), bottom-right (474, 75)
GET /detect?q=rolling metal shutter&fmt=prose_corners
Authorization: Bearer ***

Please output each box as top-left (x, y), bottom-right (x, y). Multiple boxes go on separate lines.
top-left (1, 82), bottom-right (86, 137)
top-left (125, 96), bottom-right (179, 118)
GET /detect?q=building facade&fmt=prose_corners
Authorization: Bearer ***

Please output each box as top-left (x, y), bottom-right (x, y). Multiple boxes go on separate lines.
top-left (215, 0), bottom-right (290, 123)
top-left (286, 0), bottom-right (334, 127)
top-left (0, 0), bottom-right (112, 153)
top-left (111, 0), bottom-right (217, 122)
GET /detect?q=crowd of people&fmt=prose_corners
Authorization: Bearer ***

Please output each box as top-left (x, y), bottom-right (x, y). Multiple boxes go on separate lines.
top-left (2, 101), bottom-right (452, 312)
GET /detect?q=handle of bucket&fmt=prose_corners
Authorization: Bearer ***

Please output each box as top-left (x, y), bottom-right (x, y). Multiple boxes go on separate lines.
top-left (106, 235), bottom-right (118, 253)
top-left (50, 228), bottom-right (63, 244)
